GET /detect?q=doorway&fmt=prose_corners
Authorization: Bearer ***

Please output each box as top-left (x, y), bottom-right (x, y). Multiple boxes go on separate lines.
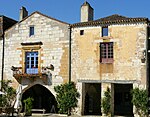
top-left (22, 84), bottom-right (57, 113)
top-left (84, 83), bottom-right (101, 115)
top-left (114, 84), bottom-right (133, 116)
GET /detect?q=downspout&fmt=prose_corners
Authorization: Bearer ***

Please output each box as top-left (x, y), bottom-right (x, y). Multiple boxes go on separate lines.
top-left (68, 25), bottom-right (72, 83)
top-left (1, 17), bottom-right (4, 90)
top-left (1, 34), bottom-right (4, 89)
top-left (146, 21), bottom-right (149, 93)
top-left (146, 20), bottom-right (150, 115)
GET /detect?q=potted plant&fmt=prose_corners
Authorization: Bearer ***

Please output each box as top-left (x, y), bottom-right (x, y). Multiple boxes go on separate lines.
top-left (23, 97), bottom-right (34, 116)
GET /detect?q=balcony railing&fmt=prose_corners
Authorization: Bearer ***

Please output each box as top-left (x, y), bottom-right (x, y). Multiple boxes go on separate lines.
top-left (11, 66), bottom-right (51, 83)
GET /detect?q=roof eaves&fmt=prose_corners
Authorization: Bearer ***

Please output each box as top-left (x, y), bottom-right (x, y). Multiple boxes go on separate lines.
top-left (71, 18), bottom-right (149, 28)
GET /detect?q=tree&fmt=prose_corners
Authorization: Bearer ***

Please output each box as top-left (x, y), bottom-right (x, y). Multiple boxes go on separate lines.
top-left (54, 82), bottom-right (79, 115)
top-left (131, 87), bottom-right (148, 117)
top-left (0, 80), bottom-right (16, 107)
top-left (101, 87), bottom-right (111, 116)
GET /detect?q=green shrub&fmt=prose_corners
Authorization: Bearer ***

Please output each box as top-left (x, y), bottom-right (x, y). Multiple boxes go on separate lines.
top-left (0, 80), bottom-right (16, 107)
top-left (54, 82), bottom-right (79, 115)
top-left (23, 97), bottom-right (34, 116)
top-left (101, 87), bottom-right (111, 116)
top-left (131, 87), bottom-right (148, 116)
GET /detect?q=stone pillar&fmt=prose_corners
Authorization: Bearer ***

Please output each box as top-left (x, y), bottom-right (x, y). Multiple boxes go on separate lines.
top-left (76, 82), bottom-right (84, 115)
top-left (111, 83), bottom-right (114, 116)
top-left (81, 82), bottom-right (85, 115)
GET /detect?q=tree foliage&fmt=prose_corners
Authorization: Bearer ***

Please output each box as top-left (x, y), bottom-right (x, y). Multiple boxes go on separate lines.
top-left (101, 87), bottom-right (111, 116)
top-left (54, 82), bottom-right (79, 115)
top-left (0, 80), bottom-right (16, 107)
top-left (131, 87), bottom-right (148, 116)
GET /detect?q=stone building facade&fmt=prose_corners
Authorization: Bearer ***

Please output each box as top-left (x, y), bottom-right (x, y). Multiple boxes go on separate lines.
top-left (70, 1), bottom-right (149, 116)
top-left (0, 1), bottom-right (150, 116)
top-left (2, 9), bottom-right (69, 112)
top-left (0, 15), bottom-right (17, 88)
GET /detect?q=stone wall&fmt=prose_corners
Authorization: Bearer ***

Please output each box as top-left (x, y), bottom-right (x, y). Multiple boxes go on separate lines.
top-left (72, 23), bottom-right (147, 85)
top-left (0, 16), bottom-right (17, 88)
top-left (71, 23), bottom-right (147, 115)
top-left (4, 12), bottom-right (69, 91)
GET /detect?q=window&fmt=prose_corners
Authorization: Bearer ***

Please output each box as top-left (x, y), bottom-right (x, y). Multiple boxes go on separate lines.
top-left (100, 42), bottom-right (113, 63)
top-left (80, 30), bottom-right (84, 35)
top-left (25, 51), bottom-right (38, 74)
top-left (102, 27), bottom-right (108, 37)
top-left (29, 26), bottom-right (34, 36)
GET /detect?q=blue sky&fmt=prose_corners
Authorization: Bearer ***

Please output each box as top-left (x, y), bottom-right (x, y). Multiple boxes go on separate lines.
top-left (0, 0), bottom-right (150, 24)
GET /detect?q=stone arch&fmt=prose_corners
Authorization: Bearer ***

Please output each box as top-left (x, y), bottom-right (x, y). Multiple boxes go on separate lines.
top-left (21, 83), bottom-right (57, 113)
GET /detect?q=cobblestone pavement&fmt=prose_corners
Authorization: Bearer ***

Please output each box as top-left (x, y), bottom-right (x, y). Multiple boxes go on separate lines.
top-left (32, 113), bottom-right (81, 117)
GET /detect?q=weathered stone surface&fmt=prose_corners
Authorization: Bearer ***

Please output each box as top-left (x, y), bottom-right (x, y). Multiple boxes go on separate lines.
top-left (71, 23), bottom-right (147, 114)
top-left (4, 12), bottom-right (69, 92)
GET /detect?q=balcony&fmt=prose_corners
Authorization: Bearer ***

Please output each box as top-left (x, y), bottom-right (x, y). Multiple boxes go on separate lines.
top-left (11, 66), bottom-right (52, 84)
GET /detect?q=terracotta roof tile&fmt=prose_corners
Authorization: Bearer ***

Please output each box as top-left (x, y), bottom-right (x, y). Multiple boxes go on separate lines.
top-left (71, 14), bottom-right (149, 27)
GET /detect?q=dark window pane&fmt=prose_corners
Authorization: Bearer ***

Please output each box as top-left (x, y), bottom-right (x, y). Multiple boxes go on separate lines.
top-left (29, 26), bottom-right (34, 36)
top-left (26, 65), bottom-right (29, 68)
top-left (80, 30), bottom-right (84, 35)
top-left (102, 27), bottom-right (108, 37)
top-left (100, 42), bottom-right (113, 63)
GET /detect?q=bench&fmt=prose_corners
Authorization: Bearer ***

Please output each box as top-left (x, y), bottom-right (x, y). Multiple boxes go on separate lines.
top-left (31, 109), bottom-right (46, 114)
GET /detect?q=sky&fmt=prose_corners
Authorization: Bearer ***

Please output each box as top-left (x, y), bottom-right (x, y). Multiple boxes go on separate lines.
top-left (0, 0), bottom-right (150, 24)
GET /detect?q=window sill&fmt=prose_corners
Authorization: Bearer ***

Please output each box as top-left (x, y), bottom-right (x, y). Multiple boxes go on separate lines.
top-left (100, 36), bottom-right (113, 40)
top-left (100, 62), bottom-right (113, 64)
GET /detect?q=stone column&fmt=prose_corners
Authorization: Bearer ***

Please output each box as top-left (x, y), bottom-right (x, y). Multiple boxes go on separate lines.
top-left (76, 82), bottom-right (84, 115)
top-left (81, 83), bottom-right (85, 115)
top-left (111, 83), bottom-right (114, 116)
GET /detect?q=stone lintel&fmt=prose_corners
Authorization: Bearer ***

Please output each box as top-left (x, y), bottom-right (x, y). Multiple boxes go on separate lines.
top-left (78, 79), bottom-right (138, 84)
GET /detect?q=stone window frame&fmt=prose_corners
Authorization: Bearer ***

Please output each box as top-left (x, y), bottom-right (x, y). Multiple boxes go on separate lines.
top-left (21, 44), bottom-right (42, 74)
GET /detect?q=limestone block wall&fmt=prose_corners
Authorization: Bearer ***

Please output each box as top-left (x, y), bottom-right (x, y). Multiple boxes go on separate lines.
top-left (4, 12), bottom-right (69, 89)
top-left (71, 23), bottom-right (147, 87)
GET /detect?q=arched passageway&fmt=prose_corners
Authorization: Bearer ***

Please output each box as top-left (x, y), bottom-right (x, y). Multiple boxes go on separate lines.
top-left (22, 84), bottom-right (57, 113)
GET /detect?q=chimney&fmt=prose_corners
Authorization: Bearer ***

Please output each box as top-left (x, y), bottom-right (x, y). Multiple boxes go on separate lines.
top-left (80, 1), bottom-right (94, 22)
top-left (19, 6), bottom-right (28, 21)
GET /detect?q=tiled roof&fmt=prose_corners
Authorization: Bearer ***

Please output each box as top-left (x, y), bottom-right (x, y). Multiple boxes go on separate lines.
top-left (71, 14), bottom-right (149, 27)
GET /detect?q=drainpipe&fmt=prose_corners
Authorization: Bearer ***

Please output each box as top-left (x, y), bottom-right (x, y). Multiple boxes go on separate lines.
top-left (1, 33), bottom-right (4, 90)
top-left (146, 21), bottom-right (150, 115)
top-left (146, 22), bottom-right (149, 93)
top-left (68, 25), bottom-right (72, 83)
top-left (0, 16), bottom-right (4, 90)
